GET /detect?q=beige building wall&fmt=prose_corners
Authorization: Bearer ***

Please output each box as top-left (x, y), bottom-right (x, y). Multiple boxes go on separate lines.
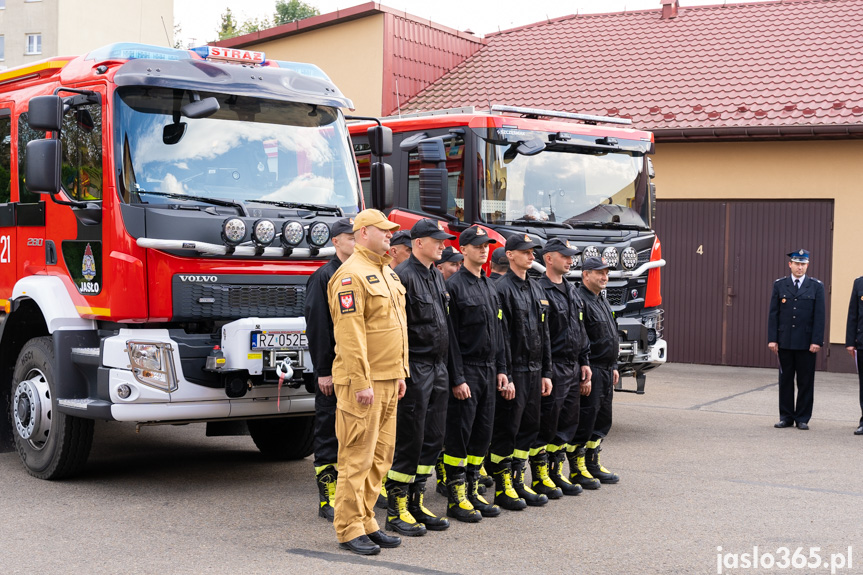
top-left (0, 0), bottom-right (57, 70)
top-left (652, 140), bottom-right (863, 344)
top-left (57, 0), bottom-right (173, 56)
top-left (246, 15), bottom-right (384, 116)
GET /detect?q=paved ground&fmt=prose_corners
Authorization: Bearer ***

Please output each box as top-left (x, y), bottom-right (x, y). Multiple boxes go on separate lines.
top-left (1, 363), bottom-right (862, 575)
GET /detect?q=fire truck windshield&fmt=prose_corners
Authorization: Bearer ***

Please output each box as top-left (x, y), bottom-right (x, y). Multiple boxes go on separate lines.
top-left (114, 87), bottom-right (361, 214)
top-left (478, 136), bottom-right (652, 229)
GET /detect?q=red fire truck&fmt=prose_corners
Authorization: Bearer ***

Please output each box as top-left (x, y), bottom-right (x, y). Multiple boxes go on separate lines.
top-left (349, 106), bottom-right (666, 391)
top-left (0, 43), bottom-right (390, 479)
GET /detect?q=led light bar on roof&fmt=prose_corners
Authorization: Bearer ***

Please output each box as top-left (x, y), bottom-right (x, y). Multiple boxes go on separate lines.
top-left (266, 60), bottom-right (331, 81)
top-left (491, 105), bottom-right (632, 126)
top-left (87, 43), bottom-right (193, 62)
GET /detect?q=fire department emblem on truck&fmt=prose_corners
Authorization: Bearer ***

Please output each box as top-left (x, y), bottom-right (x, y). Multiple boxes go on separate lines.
top-left (78, 243), bottom-right (100, 294)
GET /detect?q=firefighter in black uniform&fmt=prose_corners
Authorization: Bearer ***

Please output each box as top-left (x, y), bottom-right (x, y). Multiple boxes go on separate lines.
top-left (568, 256), bottom-right (620, 489)
top-left (768, 249), bottom-right (825, 430)
top-left (385, 218), bottom-right (457, 536)
top-left (489, 247), bottom-right (509, 281)
top-left (489, 234), bottom-right (553, 509)
top-left (845, 275), bottom-right (863, 435)
top-left (536, 238), bottom-right (592, 497)
top-left (442, 225), bottom-right (509, 522)
top-left (303, 218), bottom-right (356, 521)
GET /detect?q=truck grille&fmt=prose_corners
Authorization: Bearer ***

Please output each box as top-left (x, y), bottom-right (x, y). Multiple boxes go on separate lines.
top-left (172, 276), bottom-right (306, 321)
top-left (605, 287), bottom-right (626, 306)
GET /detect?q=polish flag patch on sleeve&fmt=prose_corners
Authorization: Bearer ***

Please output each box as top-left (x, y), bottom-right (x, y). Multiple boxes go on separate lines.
top-left (341, 277), bottom-right (352, 286)
top-left (339, 291), bottom-right (356, 314)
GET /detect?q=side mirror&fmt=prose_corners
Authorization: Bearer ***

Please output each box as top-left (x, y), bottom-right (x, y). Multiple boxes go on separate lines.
top-left (163, 122), bottom-right (188, 145)
top-left (25, 140), bottom-right (61, 194)
top-left (76, 109), bottom-right (95, 133)
top-left (367, 125), bottom-right (392, 157)
top-left (28, 96), bottom-right (63, 132)
top-left (181, 96), bottom-right (220, 119)
top-left (418, 168), bottom-right (448, 216)
top-left (370, 162), bottom-right (393, 210)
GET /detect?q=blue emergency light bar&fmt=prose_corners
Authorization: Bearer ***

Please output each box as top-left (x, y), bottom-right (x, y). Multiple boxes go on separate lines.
top-left (86, 43), bottom-right (193, 62)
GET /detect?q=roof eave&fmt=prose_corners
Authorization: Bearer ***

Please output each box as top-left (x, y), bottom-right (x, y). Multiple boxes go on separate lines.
top-left (653, 124), bottom-right (863, 143)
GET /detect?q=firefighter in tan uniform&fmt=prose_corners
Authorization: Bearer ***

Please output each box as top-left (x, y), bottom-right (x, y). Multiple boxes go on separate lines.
top-left (328, 209), bottom-right (409, 556)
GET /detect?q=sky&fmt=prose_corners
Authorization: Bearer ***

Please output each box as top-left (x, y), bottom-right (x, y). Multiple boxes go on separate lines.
top-left (174, 0), bottom-right (777, 47)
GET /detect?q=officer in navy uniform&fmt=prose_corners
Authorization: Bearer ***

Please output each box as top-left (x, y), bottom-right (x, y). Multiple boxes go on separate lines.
top-left (844, 275), bottom-right (863, 435)
top-left (767, 249), bottom-right (826, 430)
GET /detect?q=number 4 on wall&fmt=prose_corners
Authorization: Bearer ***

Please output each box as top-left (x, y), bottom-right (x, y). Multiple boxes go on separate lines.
top-left (696, 244), bottom-right (703, 255)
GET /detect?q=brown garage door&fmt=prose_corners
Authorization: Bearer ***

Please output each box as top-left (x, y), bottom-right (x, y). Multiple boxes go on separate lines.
top-left (655, 200), bottom-right (834, 369)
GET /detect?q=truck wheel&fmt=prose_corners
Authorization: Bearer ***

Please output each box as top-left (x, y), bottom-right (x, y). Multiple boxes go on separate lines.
top-left (10, 337), bottom-right (94, 480)
top-left (247, 415), bottom-right (315, 460)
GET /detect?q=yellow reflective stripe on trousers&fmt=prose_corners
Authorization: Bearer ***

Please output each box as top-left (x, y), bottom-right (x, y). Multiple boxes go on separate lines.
top-left (512, 449), bottom-right (529, 460)
top-left (314, 463), bottom-right (338, 475)
top-left (466, 454), bottom-right (485, 466)
top-left (528, 446), bottom-right (545, 457)
top-left (585, 439), bottom-right (600, 450)
top-left (546, 444), bottom-right (562, 453)
top-left (443, 454), bottom-right (466, 467)
top-left (489, 452), bottom-right (511, 464)
top-left (416, 464), bottom-right (434, 476)
top-left (387, 469), bottom-right (415, 483)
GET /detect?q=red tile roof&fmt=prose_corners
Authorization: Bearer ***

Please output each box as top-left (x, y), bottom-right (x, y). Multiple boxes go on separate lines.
top-left (400, 0), bottom-right (863, 138)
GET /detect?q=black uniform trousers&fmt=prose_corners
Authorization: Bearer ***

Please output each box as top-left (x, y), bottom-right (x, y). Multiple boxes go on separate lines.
top-left (857, 352), bottom-right (863, 426)
top-left (444, 363), bottom-right (496, 463)
top-left (777, 348), bottom-right (816, 424)
top-left (389, 360), bottom-right (449, 481)
top-left (491, 370), bottom-right (541, 460)
top-left (548, 362), bottom-right (581, 448)
top-left (534, 362), bottom-right (578, 449)
top-left (572, 365), bottom-right (614, 445)
top-left (313, 382), bottom-right (338, 470)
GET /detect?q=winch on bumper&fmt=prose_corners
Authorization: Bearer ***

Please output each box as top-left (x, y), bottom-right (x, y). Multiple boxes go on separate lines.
top-left (99, 318), bottom-right (315, 422)
top-left (614, 311), bottom-right (667, 394)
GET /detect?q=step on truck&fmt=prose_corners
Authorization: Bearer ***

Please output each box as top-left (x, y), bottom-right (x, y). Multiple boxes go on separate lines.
top-left (0, 43), bottom-right (392, 479)
top-left (349, 106), bottom-right (667, 392)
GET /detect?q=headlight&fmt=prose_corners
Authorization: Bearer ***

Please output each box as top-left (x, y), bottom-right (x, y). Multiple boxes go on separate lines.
top-left (572, 254), bottom-right (581, 268)
top-left (252, 219), bottom-right (276, 247)
top-left (602, 247), bottom-right (619, 268)
top-left (621, 247), bottom-right (638, 269)
top-left (307, 221), bottom-right (331, 247)
top-left (582, 245), bottom-right (600, 259)
top-left (222, 218), bottom-right (246, 246)
top-left (126, 341), bottom-right (178, 392)
top-left (281, 221), bottom-right (304, 247)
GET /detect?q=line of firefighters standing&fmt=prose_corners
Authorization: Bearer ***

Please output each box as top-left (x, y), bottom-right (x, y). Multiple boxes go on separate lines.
top-left (304, 210), bottom-right (622, 555)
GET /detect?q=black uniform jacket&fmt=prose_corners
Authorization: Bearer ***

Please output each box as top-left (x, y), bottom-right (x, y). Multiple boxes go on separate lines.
top-left (495, 269), bottom-right (552, 378)
top-left (446, 266), bottom-right (507, 386)
top-left (767, 276), bottom-right (826, 350)
top-left (539, 276), bottom-right (590, 367)
top-left (846, 276), bottom-right (863, 349)
top-left (578, 284), bottom-right (619, 369)
top-left (395, 254), bottom-right (457, 365)
top-left (304, 258), bottom-right (341, 377)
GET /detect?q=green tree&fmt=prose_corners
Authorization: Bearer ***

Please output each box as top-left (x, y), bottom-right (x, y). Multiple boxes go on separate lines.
top-left (274, 0), bottom-right (319, 25)
top-left (173, 23), bottom-right (184, 49)
top-left (239, 16), bottom-right (272, 35)
top-left (217, 8), bottom-right (239, 40)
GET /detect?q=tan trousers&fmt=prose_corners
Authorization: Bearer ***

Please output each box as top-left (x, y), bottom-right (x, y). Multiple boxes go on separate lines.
top-left (333, 378), bottom-right (398, 543)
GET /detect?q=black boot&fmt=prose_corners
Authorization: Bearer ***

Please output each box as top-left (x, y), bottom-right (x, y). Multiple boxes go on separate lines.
top-left (316, 466), bottom-right (337, 521)
top-left (567, 446), bottom-right (600, 490)
top-left (445, 467), bottom-right (482, 523)
top-left (408, 479), bottom-right (450, 531)
top-left (585, 441), bottom-right (620, 484)
top-left (385, 481), bottom-right (427, 536)
top-left (490, 458), bottom-right (526, 511)
top-left (478, 463), bottom-right (494, 491)
top-left (548, 450), bottom-right (582, 496)
top-left (435, 453), bottom-right (448, 496)
top-left (466, 464), bottom-right (501, 517)
top-left (376, 479), bottom-right (387, 509)
top-left (512, 458), bottom-right (548, 507)
top-left (529, 452), bottom-right (563, 500)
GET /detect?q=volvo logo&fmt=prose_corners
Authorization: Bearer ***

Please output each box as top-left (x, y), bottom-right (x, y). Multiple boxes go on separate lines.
top-left (179, 275), bottom-right (218, 282)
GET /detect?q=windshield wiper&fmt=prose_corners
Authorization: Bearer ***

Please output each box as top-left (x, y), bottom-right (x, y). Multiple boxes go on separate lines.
top-left (502, 219), bottom-right (573, 229)
top-left (566, 220), bottom-right (647, 230)
top-left (245, 199), bottom-right (343, 215)
top-left (135, 190), bottom-right (244, 210)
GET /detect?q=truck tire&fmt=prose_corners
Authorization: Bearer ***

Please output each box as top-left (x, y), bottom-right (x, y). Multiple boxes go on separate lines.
top-left (10, 337), bottom-right (94, 480)
top-left (247, 415), bottom-right (315, 460)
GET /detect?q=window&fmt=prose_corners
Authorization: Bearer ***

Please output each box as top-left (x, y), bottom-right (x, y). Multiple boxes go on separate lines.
top-left (0, 36), bottom-right (4, 61)
top-left (0, 1), bottom-right (5, 9)
top-left (0, 114), bottom-right (10, 203)
top-left (17, 113), bottom-right (46, 203)
top-left (407, 136), bottom-right (466, 220)
top-left (60, 104), bottom-right (102, 201)
top-left (25, 34), bottom-right (41, 55)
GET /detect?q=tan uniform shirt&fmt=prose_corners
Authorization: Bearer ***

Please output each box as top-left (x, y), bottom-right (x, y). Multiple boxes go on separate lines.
top-left (328, 244), bottom-right (409, 394)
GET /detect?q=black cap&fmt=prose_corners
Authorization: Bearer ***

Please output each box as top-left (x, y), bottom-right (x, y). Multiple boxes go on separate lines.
top-left (505, 233), bottom-right (539, 251)
top-left (437, 246), bottom-right (464, 264)
top-left (582, 256), bottom-right (610, 271)
top-left (412, 218), bottom-right (456, 240)
top-left (459, 225), bottom-right (498, 246)
top-left (787, 248), bottom-right (810, 263)
top-left (491, 247), bottom-right (509, 266)
top-left (541, 237), bottom-right (580, 257)
top-left (390, 230), bottom-right (412, 247)
top-left (331, 218), bottom-right (355, 238)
